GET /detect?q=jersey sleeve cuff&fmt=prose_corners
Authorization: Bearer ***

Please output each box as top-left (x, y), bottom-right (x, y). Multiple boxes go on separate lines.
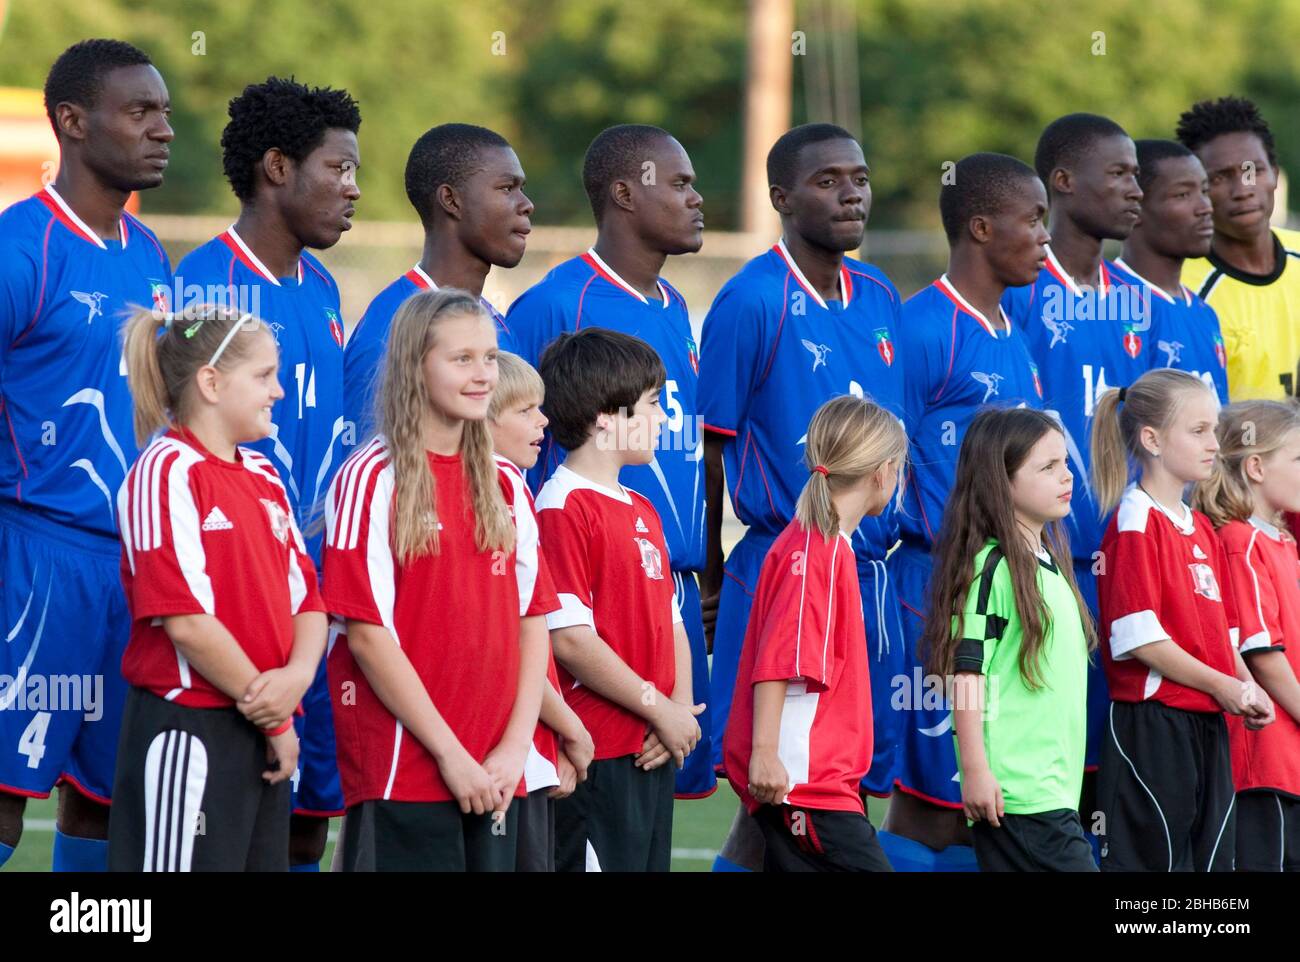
top-left (750, 663), bottom-right (829, 693)
top-left (1108, 609), bottom-right (1171, 660)
top-left (545, 593), bottom-right (595, 632)
top-left (323, 600), bottom-right (387, 626)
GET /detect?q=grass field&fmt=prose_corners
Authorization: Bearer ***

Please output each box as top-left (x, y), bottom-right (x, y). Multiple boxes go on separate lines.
top-left (1, 783), bottom-right (890, 872)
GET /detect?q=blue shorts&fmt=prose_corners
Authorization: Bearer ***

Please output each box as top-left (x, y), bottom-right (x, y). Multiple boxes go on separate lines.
top-left (291, 622), bottom-right (345, 816)
top-left (673, 571), bottom-right (717, 799)
top-left (709, 529), bottom-right (904, 795)
top-left (1072, 560), bottom-right (1107, 771)
top-left (0, 505), bottom-right (131, 803)
top-left (891, 542), bottom-right (961, 808)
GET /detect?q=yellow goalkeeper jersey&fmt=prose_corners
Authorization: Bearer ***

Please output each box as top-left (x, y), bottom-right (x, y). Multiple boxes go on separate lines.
top-left (1182, 227), bottom-right (1300, 400)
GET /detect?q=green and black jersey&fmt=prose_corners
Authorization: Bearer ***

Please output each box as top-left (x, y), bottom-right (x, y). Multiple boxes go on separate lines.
top-left (952, 539), bottom-right (1089, 814)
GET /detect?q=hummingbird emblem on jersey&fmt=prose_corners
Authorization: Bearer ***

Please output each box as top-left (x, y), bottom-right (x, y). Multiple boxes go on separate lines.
top-left (971, 371), bottom-right (1004, 403)
top-left (325, 308), bottom-right (344, 347)
top-left (1213, 334), bottom-right (1226, 369)
top-left (1158, 340), bottom-right (1183, 366)
top-left (634, 536), bottom-right (664, 580)
top-left (1123, 323), bottom-right (1143, 360)
top-left (71, 290), bottom-right (108, 323)
top-left (874, 328), bottom-right (895, 367)
top-left (1043, 316), bottom-right (1073, 348)
top-left (802, 340), bottom-right (832, 371)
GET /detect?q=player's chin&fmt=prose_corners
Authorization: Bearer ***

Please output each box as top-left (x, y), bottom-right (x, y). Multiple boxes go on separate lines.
top-left (127, 169), bottom-right (166, 191)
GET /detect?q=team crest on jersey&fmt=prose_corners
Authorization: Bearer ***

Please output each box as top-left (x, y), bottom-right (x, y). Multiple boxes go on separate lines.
top-left (874, 328), bottom-right (895, 367)
top-left (1188, 562), bottom-right (1221, 602)
top-left (685, 337), bottom-right (699, 375)
top-left (149, 279), bottom-right (171, 316)
top-left (71, 290), bottom-right (107, 324)
top-left (325, 308), bottom-right (344, 347)
top-left (261, 498), bottom-right (291, 544)
top-left (1029, 362), bottom-right (1043, 398)
top-left (1122, 324), bottom-right (1142, 360)
top-left (1213, 333), bottom-right (1226, 369)
top-left (634, 536), bottom-right (664, 580)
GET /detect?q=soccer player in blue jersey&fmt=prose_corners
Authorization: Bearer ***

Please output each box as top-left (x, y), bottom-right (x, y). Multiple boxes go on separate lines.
top-left (1001, 113), bottom-right (1150, 856)
top-left (0, 39), bottom-right (173, 871)
top-left (344, 123), bottom-right (532, 441)
top-left (885, 153), bottom-right (1049, 871)
top-left (1110, 140), bottom-right (1228, 403)
top-left (505, 124), bottom-right (716, 800)
top-left (175, 76), bottom-right (360, 871)
top-left (698, 124), bottom-right (905, 870)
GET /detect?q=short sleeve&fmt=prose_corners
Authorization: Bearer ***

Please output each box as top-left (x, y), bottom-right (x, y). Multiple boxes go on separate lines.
top-left (342, 308), bottom-right (386, 444)
top-left (698, 286), bottom-right (768, 437)
top-left (1225, 538), bottom-right (1281, 654)
top-left (322, 456), bottom-right (395, 629)
top-left (1101, 529), bottom-right (1171, 660)
top-left (502, 467), bottom-right (560, 619)
top-left (897, 301), bottom-right (949, 435)
top-left (120, 452), bottom-right (215, 620)
top-left (0, 231), bottom-right (39, 364)
top-left (536, 500), bottom-right (596, 631)
top-left (748, 540), bottom-right (840, 692)
top-left (284, 495), bottom-right (325, 616)
top-left (503, 284), bottom-right (569, 372)
top-left (953, 549), bottom-right (1010, 674)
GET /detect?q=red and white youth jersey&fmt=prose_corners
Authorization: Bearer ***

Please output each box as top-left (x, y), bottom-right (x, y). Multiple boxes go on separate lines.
top-left (535, 464), bottom-right (681, 760)
top-left (117, 428), bottom-right (324, 708)
top-left (1099, 486), bottom-right (1239, 713)
top-left (1219, 516), bottom-right (1300, 796)
top-left (500, 459), bottom-right (564, 793)
top-left (723, 520), bottom-right (872, 815)
top-left (322, 439), bottom-right (558, 806)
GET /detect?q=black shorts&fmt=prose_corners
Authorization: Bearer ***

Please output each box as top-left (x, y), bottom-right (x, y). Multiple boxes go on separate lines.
top-left (339, 797), bottom-right (518, 872)
top-left (554, 755), bottom-right (674, 872)
top-left (515, 788), bottom-right (555, 872)
top-left (107, 687), bottom-right (290, 872)
top-left (1235, 790), bottom-right (1300, 872)
top-left (970, 809), bottom-right (1099, 872)
top-left (1098, 700), bottom-right (1235, 872)
top-left (754, 804), bottom-right (893, 872)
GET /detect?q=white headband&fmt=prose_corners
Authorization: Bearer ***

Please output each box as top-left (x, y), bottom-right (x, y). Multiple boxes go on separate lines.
top-left (209, 313), bottom-right (253, 366)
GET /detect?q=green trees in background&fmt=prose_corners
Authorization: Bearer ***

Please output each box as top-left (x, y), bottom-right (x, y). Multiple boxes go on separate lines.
top-left (1, 0), bottom-right (1295, 228)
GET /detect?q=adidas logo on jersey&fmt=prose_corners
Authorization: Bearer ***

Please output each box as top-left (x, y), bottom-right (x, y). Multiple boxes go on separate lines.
top-left (201, 507), bottom-right (234, 531)
top-left (635, 516), bottom-right (649, 533)
top-left (1193, 544), bottom-right (1207, 560)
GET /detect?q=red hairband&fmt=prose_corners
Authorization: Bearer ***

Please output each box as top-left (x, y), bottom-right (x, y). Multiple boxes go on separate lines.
top-left (812, 465), bottom-right (830, 476)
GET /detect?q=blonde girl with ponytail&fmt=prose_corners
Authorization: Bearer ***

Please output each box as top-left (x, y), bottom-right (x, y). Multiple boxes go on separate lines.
top-left (722, 394), bottom-right (905, 872)
top-left (109, 304), bottom-right (329, 871)
top-left (321, 288), bottom-right (554, 871)
top-left (1194, 400), bottom-right (1300, 871)
top-left (1089, 368), bottom-right (1272, 872)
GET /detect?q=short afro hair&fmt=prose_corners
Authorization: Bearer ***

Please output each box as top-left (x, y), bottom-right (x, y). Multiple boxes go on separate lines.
top-left (582, 124), bottom-right (673, 223)
top-left (221, 76), bottom-right (361, 202)
top-left (767, 123), bottom-right (858, 189)
top-left (405, 123), bottom-right (511, 227)
top-left (538, 328), bottom-right (666, 452)
top-left (44, 39), bottom-right (153, 132)
top-left (1176, 96), bottom-right (1277, 166)
top-left (1034, 113), bottom-right (1130, 192)
top-left (939, 153), bottom-right (1041, 244)
top-left (1134, 139), bottom-right (1197, 196)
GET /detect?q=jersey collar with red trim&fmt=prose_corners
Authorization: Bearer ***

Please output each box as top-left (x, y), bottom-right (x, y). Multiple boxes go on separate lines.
top-left (1043, 245), bottom-right (1109, 298)
top-left (581, 248), bottom-right (668, 308)
top-left (38, 184), bottom-right (128, 249)
top-left (404, 263), bottom-right (438, 290)
top-left (774, 237), bottom-right (852, 309)
top-left (933, 273), bottom-right (1010, 337)
top-left (220, 225), bottom-right (304, 286)
top-left (1112, 257), bottom-right (1192, 307)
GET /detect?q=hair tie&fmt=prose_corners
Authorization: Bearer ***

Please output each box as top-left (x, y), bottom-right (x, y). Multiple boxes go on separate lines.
top-left (1117, 386), bottom-right (1127, 403)
top-left (813, 465), bottom-right (830, 477)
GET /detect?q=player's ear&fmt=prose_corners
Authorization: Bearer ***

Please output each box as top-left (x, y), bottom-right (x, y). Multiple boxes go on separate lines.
top-left (436, 183), bottom-right (462, 220)
top-left (769, 184), bottom-right (791, 216)
top-left (1049, 166), bottom-right (1072, 197)
top-left (609, 178), bottom-right (635, 215)
top-left (53, 102), bottom-right (88, 143)
top-left (968, 213), bottom-right (993, 245)
top-left (194, 364), bottom-right (222, 405)
top-left (262, 148), bottom-right (290, 188)
top-left (1243, 452), bottom-right (1265, 484)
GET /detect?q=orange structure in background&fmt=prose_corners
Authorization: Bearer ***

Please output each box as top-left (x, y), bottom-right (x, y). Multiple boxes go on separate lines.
top-left (0, 86), bottom-right (140, 213)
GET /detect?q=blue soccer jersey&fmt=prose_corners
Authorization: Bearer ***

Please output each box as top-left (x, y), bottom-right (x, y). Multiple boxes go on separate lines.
top-left (1110, 257), bottom-right (1229, 404)
top-left (898, 276), bottom-right (1044, 547)
top-left (344, 263), bottom-right (515, 444)
top-left (1003, 247), bottom-right (1154, 563)
top-left (506, 249), bottom-right (705, 573)
top-left (0, 186), bottom-right (172, 540)
top-left (176, 228), bottom-right (350, 560)
top-left (698, 241), bottom-right (905, 561)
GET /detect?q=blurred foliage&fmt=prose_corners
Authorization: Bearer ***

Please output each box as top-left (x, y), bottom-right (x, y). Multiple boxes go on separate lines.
top-left (1, 0), bottom-right (1296, 229)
